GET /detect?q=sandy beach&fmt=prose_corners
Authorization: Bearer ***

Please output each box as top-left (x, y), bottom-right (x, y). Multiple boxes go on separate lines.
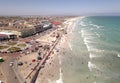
top-left (13, 17), bottom-right (82, 83)
top-left (0, 0), bottom-right (119, 83)
top-left (35, 17), bottom-right (82, 83)
top-left (0, 67), bottom-right (5, 83)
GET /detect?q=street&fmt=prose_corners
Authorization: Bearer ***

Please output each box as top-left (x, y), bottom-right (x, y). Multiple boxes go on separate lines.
top-left (1, 57), bottom-right (20, 83)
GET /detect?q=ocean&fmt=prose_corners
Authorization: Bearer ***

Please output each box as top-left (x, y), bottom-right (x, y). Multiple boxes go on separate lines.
top-left (61, 16), bottom-right (120, 83)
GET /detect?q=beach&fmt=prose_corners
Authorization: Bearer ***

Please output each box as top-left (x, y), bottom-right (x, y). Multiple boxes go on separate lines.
top-left (0, 16), bottom-right (86, 83)
top-left (0, 67), bottom-right (5, 83)
top-left (35, 17), bottom-right (81, 83)
top-left (12, 17), bottom-right (82, 83)
top-left (0, 1), bottom-right (120, 83)
top-left (59, 16), bottom-right (120, 83)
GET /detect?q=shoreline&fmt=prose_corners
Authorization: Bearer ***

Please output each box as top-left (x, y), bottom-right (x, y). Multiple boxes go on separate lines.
top-left (0, 16), bottom-right (84, 83)
top-left (35, 16), bottom-right (83, 83)
top-left (11, 16), bottom-right (83, 83)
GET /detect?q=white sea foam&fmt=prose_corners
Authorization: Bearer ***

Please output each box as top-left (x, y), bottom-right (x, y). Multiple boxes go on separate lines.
top-left (88, 61), bottom-right (93, 71)
top-left (81, 29), bottom-right (91, 38)
top-left (88, 47), bottom-right (104, 52)
top-left (83, 38), bottom-right (95, 52)
top-left (90, 24), bottom-right (102, 29)
top-left (89, 53), bottom-right (95, 59)
top-left (56, 68), bottom-right (63, 83)
top-left (83, 38), bottom-right (103, 52)
top-left (89, 53), bottom-right (101, 59)
top-left (88, 61), bottom-right (98, 72)
top-left (80, 21), bottom-right (86, 26)
top-left (95, 32), bottom-right (100, 37)
top-left (55, 50), bottom-right (63, 83)
top-left (68, 42), bottom-right (72, 51)
top-left (84, 38), bottom-right (92, 43)
top-left (81, 30), bottom-right (103, 52)
top-left (92, 49), bottom-right (104, 52)
top-left (117, 53), bottom-right (120, 57)
top-left (81, 30), bottom-right (84, 38)
top-left (83, 39), bottom-right (91, 52)
top-left (94, 81), bottom-right (96, 83)
top-left (81, 29), bottom-right (95, 38)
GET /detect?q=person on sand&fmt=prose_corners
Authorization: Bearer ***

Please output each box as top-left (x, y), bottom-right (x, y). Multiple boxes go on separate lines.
top-left (15, 76), bottom-right (17, 79)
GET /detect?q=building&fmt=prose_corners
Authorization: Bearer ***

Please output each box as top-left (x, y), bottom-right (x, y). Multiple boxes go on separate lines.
top-left (51, 21), bottom-right (62, 25)
top-left (20, 27), bottom-right (36, 38)
top-left (34, 25), bottom-right (43, 33)
top-left (0, 31), bottom-right (18, 41)
top-left (34, 23), bottom-right (52, 33)
top-left (0, 34), bottom-right (9, 41)
top-left (43, 23), bottom-right (52, 30)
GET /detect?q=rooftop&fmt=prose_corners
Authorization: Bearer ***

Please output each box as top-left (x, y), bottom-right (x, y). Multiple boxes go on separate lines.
top-left (0, 31), bottom-right (13, 35)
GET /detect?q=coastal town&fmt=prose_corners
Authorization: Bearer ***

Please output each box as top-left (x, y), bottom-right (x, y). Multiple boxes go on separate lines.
top-left (1, 0), bottom-right (120, 83)
top-left (0, 16), bottom-right (78, 83)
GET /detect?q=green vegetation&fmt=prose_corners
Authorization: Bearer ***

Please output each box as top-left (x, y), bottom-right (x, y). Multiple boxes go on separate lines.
top-left (0, 57), bottom-right (4, 62)
top-left (0, 59), bottom-right (4, 62)
top-left (8, 47), bottom-right (21, 52)
top-left (0, 45), bottom-right (8, 50)
top-left (7, 41), bottom-right (17, 45)
top-left (17, 43), bottom-right (26, 47)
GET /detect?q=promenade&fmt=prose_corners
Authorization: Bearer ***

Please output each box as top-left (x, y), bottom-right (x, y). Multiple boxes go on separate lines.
top-left (25, 33), bottom-right (61, 83)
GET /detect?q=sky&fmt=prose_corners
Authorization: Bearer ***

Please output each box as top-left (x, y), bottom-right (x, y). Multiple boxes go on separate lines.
top-left (0, 0), bottom-right (120, 16)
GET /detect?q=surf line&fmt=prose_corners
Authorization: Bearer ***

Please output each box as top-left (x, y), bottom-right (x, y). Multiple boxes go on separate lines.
top-left (117, 53), bottom-right (120, 57)
top-left (56, 52), bottom-right (64, 83)
top-left (68, 42), bottom-right (72, 51)
top-left (88, 61), bottom-right (97, 72)
top-left (56, 68), bottom-right (63, 83)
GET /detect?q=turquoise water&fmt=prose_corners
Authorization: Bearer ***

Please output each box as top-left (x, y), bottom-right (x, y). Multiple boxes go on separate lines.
top-left (62, 16), bottom-right (120, 83)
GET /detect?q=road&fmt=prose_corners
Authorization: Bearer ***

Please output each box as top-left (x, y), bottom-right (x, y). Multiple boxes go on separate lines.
top-left (1, 57), bottom-right (20, 83)
top-left (0, 26), bottom-right (59, 83)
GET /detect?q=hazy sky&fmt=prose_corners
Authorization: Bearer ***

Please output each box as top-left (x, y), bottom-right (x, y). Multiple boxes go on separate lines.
top-left (0, 0), bottom-right (120, 15)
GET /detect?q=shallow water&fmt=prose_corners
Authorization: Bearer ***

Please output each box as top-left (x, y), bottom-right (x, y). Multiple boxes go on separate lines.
top-left (61, 16), bottom-right (120, 83)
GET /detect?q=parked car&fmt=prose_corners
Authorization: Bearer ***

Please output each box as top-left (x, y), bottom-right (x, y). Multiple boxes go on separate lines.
top-left (32, 59), bottom-right (36, 62)
top-left (17, 61), bottom-right (23, 66)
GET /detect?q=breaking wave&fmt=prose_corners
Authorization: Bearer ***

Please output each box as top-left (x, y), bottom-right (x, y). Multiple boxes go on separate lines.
top-left (80, 21), bottom-right (86, 26)
top-left (117, 53), bottom-right (120, 57)
top-left (56, 68), bottom-right (63, 83)
top-left (90, 24), bottom-right (103, 29)
top-left (88, 61), bottom-right (98, 72)
top-left (68, 42), bottom-right (72, 51)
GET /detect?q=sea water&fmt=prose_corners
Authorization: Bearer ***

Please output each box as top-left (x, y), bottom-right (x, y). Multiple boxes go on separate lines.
top-left (61, 16), bottom-right (120, 83)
